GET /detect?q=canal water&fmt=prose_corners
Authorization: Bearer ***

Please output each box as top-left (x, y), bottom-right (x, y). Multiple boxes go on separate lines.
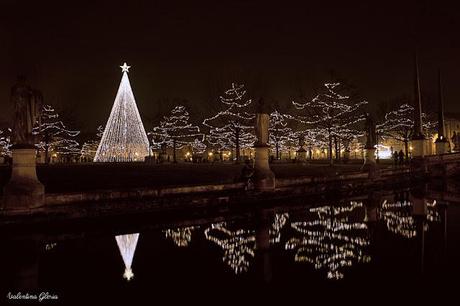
top-left (1, 183), bottom-right (459, 304)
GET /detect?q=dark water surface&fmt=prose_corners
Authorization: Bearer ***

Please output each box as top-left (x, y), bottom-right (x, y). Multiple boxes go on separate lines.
top-left (1, 183), bottom-right (460, 304)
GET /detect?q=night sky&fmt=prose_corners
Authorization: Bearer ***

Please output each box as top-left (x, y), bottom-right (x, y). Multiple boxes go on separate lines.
top-left (1, 0), bottom-right (459, 133)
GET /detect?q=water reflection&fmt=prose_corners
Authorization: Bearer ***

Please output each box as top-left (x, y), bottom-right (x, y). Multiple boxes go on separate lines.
top-left (205, 222), bottom-right (256, 274)
top-left (164, 226), bottom-right (197, 247)
top-left (285, 201), bottom-right (371, 280)
top-left (115, 233), bottom-right (140, 281)
top-left (379, 199), bottom-right (440, 239)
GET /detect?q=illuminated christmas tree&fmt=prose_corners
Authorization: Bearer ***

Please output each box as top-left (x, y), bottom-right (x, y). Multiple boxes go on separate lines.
top-left (149, 105), bottom-right (205, 162)
top-left (203, 83), bottom-right (255, 162)
top-left (291, 82), bottom-right (367, 164)
top-left (94, 63), bottom-right (149, 162)
top-left (32, 104), bottom-right (80, 163)
top-left (285, 202), bottom-right (371, 280)
top-left (115, 233), bottom-right (140, 281)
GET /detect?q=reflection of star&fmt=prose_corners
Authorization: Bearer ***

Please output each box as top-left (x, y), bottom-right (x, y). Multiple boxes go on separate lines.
top-left (123, 268), bottom-right (134, 281)
top-left (120, 62), bottom-right (131, 73)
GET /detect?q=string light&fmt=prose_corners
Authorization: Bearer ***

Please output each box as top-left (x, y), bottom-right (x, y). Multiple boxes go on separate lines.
top-left (149, 105), bottom-right (205, 153)
top-left (377, 104), bottom-right (436, 148)
top-left (290, 82), bottom-right (367, 157)
top-left (115, 233), bottom-right (140, 281)
top-left (202, 83), bottom-right (256, 155)
top-left (164, 226), bottom-right (197, 247)
top-left (80, 125), bottom-right (104, 160)
top-left (94, 63), bottom-right (149, 162)
top-left (285, 201), bottom-right (371, 280)
top-left (32, 105), bottom-right (81, 158)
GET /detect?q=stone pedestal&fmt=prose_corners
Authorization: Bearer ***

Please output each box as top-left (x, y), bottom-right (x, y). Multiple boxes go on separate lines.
top-left (296, 148), bottom-right (307, 161)
top-left (253, 145), bottom-right (275, 191)
top-left (2, 148), bottom-right (44, 211)
top-left (435, 138), bottom-right (449, 155)
top-left (411, 138), bottom-right (426, 158)
top-left (365, 148), bottom-right (376, 164)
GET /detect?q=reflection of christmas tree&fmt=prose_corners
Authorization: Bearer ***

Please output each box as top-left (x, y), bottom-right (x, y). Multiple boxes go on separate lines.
top-left (95, 63), bottom-right (149, 162)
top-left (203, 83), bottom-right (255, 161)
top-left (115, 233), bottom-right (140, 281)
top-left (379, 200), bottom-right (440, 239)
top-left (164, 226), bottom-right (197, 247)
top-left (285, 202), bottom-right (370, 280)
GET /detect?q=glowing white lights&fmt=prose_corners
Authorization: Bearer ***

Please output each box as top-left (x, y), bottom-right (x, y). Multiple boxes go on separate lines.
top-left (203, 83), bottom-right (256, 156)
top-left (32, 105), bottom-right (81, 156)
top-left (285, 201), bottom-right (371, 280)
top-left (115, 233), bottom-right (140, 281)
top-left (149, 105), bottom-right (205, 153)
top-left (164, 226), bottom-right (197, 247)
top-left (94, 63), bottom-right (149, 162)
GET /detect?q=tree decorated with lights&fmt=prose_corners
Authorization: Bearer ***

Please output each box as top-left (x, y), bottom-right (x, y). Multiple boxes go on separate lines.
top-left (0, 128), bottom-right (12, 157)
top-left (269, 110), bottom-right (295, 159)
top-left (285, 201), bottom-right (371, 280)
top-left (377, 103), bottom-right (436, 160)
top-left (32, 104), bottom-right (80, 163)
top-left (203, 83), bottom-right (255, 162)
top-left (150, 105), bottom-right (205, 163)
top-left (94, 63), bottom-right (149, 162)
top-left (291, 82), bottom-right (367, 164)
top-left (80, 125), bottom-right (104, 161)
top-left (115, 233), bottom-right (140, 281)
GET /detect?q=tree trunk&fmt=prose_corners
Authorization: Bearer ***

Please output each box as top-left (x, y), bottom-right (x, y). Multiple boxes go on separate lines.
top-left (276, 142), bottom-right (279, 160)
top-left (45, 132), bottom-right (50, 165)
top-left (235, 128), bottom-right (240, 163)
top-left (334, 136), bottom-right (339, 161)
top-left (404, 139), bottom-right (409, 161)
top-left (173, 139), bottom-right (177, 163)
top-left (328, 130), bottom-right (333, 165)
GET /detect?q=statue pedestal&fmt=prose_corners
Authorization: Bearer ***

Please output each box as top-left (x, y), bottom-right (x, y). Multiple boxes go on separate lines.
top-left (253, 145), bottom-right (275, 192)
top-left (2, 148), bottom-right (44, 211)
top-left (296, 148), bottom-right (307, 162)
top-left (411, 138), bottom-right (426, 158)
top-left (365, 148), bottom-right (376, 164)
top-left (435, 138), bottom-right (449, 155)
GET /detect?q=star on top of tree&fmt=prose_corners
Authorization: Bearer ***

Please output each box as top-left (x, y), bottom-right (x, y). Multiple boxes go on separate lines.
top-left (120, 62), bottom-right (131, 73)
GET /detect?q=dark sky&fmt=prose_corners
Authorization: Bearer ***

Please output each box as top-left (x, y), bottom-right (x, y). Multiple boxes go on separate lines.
top-left (1, 0), bottom-right (460, 132)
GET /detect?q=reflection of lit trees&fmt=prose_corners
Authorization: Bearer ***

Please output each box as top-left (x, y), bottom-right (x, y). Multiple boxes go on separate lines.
top-left (164, 226), bottom-right (197, 247)
top-left (285, 202), bottom-right (371, 280)
top-left (270, 213), bottom-right (289, 244)
top-left (115, 233), bottom-right (140, 281)
top-left (379, 200), bottom-right (440, 239)
top-left (205, 222), bottom-right (255, 274)
top-left (204, 214), bottom-right (289, 274)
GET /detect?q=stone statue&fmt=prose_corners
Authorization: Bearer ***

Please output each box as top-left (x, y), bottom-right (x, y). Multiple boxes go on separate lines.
top-left (365, 113), bottom-right (377, 149)
top-left (11, 76), bottom-right (43, 146)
